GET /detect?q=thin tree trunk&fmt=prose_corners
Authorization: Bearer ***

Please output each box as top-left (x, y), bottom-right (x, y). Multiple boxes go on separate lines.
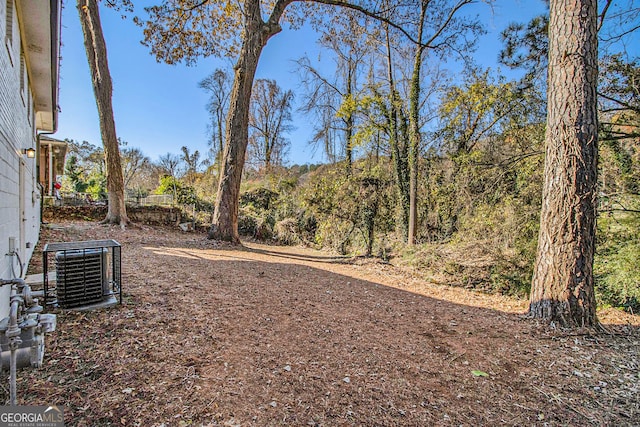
top-left (217, 108), bottom-right (224, 178)
top-left (384, 24), bottom-right (410, 239)
top-left (345, 59), bottom-right (354, 176)
top-left (529, 0), bottom-right (599, 328)
top-left (77, 0), bottom-right (128, 226)
top-left (345, 114), bottom-right (354, 176)
top-left (209, 1), bottom-right (281, 242)
top-left (407, 5), bottom-right (427, 246)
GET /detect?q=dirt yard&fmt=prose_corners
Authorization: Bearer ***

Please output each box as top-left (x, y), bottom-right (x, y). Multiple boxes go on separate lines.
top-left (5, 220), bottom-right (639, 426)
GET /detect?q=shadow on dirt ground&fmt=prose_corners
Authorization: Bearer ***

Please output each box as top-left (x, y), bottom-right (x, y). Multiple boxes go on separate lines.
top-left (6, 220), bottom-right (639, 426)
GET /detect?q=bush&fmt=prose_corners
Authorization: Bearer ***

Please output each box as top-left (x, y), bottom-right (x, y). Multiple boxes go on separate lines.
top-left (301, 162), bottom-right (395, 255)
top-left (488, 257), bottom-right (533, 298)
top-left (240, 187), bottom-right (279, 210)
top-left (238, 205), bottom-right (274, 240)
top-left (595, 206), bottom-right (640, 312)
top-left (274, 218), bottom-right (300, 245)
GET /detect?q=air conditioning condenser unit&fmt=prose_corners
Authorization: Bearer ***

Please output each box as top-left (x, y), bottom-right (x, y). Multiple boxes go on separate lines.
top-left (43, 240), bottom-right (121, 310)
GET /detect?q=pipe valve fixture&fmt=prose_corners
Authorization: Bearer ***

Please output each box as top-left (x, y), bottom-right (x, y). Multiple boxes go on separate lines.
top-left (0, 279), bottom-right (57, 405)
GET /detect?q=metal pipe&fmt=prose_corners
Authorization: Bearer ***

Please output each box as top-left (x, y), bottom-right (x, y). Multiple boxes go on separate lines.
top-left (7, 295), bottom-right (20, 338)
top-left (1, 279), bottom-right (28, 406)
top-left (9, 341), bottom-right (17, 405)
top-left (48, 142), bottom-right (53, 196)
top-left (1, 278), bottom-right (54, 405)
top-left (0, 278), bottom-right (26, 287)
top-left (6, 285), bottom-right (22, 406)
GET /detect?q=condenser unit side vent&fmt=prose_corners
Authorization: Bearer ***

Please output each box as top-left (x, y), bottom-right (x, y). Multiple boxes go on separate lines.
top-left (43, 239), bottom-right (122, 310)
top-left (55, 248), bottom-right (108, 308)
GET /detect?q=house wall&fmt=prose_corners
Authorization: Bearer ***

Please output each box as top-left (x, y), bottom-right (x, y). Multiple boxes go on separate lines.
top-left (0, 0), bottom-right (42, 318)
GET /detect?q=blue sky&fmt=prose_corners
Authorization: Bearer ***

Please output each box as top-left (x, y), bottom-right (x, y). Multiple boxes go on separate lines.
top-left (55, 0), bottom-right (549, 166)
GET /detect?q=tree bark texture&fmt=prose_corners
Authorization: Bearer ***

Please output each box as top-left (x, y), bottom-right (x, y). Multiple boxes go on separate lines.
top-left (209, 1), bottom-right (281, 242)
top-left (407, 5), bottom-right (427, 246)
top-left (385, 24), bottom-right (410, 239)
top-left (407, 58), bottom-right (420, 246)
top-left (529, 0), bottom-right (599, 327)
top-left (78, 0), bottom-right (129, 226)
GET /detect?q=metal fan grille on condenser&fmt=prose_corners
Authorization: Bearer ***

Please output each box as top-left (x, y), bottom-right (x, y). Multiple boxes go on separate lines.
top-left (55, 248), bottom-right (107, 308)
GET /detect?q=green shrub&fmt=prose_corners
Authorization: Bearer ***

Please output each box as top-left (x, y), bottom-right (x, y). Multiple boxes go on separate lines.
top-left (274, 218), bottom-right (301, 245)
top-left (238, 205), bottom-right (274, 240)
top-left (595, 206), bottom-right (640, 312)
top-left (488, 257), bottom-right (532, 298)
top-left (240, 187), bottom-right (279, 210)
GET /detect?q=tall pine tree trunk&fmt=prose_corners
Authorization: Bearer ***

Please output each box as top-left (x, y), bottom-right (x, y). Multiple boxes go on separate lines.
top-left (209, 0), bottom-right (280, 242)
top-left (77, 0), bottom-right (128, 226)
top-left (529, 0), bottom-right (599, 327)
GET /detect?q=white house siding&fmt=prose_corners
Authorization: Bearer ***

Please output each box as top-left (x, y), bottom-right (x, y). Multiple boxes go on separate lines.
top-left (0, 0), bottom-right (43, 318)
